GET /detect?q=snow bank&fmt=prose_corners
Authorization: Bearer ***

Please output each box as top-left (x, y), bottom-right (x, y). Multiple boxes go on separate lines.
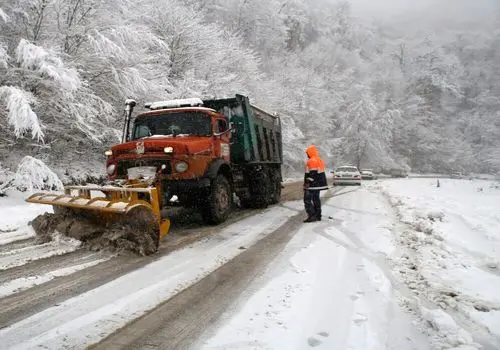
top-left (0, 190), bottom-right (54, 245)
top-left (380, 178), bottom-right (500, 349)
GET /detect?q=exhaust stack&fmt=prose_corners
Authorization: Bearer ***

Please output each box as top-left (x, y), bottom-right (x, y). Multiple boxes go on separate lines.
top-left (122, 99), bottom-right (137, 143)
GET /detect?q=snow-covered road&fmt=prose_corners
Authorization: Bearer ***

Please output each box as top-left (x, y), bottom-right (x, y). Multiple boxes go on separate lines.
top-left (200, 179), bottom-right (500, 350)
top-left (200, 185), bottom-right (430, 350)
top-left (0, 179), bottom-right (499, 349)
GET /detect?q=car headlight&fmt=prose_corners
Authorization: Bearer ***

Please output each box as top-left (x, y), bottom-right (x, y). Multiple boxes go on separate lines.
top-left (106, 164), bottom-right (116, 175)
top-left (164, 147), bottom-right (174, 153)
top-left (105, 150), bottom-right (112, 156)
top-left (174, 161), bottom-right (188, 173)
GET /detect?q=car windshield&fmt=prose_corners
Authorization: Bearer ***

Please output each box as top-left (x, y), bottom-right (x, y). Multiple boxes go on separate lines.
top-left (132, 112), bottom-right (212, 140)
top-left (336, 167), bottom-right (358, 172)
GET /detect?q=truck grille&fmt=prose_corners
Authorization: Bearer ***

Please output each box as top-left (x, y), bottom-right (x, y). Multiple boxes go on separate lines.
top-left (117, 159), bottom-right (171, 176)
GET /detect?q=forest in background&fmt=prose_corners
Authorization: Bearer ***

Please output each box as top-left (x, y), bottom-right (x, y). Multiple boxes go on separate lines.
top-left (1, 0), bottom-right (499, 189)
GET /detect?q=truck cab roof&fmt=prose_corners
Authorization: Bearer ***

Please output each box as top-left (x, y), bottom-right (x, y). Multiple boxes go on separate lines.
top-left (136, 107), bottom-right (219, 119)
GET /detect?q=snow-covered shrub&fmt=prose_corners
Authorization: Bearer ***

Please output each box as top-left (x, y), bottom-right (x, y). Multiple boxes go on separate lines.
top-left (12, 156), bottom-right (63, 192)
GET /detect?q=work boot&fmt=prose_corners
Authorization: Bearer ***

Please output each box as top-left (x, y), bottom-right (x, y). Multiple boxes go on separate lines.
top-left (303, 216), bottom-right (317, 223)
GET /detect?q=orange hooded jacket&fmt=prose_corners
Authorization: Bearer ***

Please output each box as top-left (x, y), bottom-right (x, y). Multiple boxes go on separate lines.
top-left (304, 145), bottom-right (328, 190)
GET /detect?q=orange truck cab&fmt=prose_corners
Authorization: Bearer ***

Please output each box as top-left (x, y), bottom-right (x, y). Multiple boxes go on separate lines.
top-left (105, 94), bottom-right (282, 224)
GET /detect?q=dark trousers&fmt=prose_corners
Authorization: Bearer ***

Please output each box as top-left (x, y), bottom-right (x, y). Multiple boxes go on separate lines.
top-left (304, 189), bottom-right (321, 219)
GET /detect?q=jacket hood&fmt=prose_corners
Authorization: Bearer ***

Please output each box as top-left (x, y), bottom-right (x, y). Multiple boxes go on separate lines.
top-left (306, 145), bottom-right (319, 158)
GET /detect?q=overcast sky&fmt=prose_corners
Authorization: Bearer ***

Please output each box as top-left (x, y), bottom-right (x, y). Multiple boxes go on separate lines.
top-left (347, 0), bottom-right (498, 21)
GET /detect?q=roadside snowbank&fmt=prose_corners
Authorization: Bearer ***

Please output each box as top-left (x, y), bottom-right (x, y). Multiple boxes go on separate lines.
top-left (0, 190), bottom-right (52, 245)
top-left (379, 178), bottom-right (500, 349)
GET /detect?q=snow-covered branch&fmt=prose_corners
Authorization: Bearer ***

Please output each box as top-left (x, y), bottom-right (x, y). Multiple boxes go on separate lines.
top-left (15, 39), bottom-right (81, 92)
top-left (0, 86), bottom-right (43, 141)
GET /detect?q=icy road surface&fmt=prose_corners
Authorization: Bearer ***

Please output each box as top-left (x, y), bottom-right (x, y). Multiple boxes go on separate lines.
top-left (0, 179), bottom-right (499, 349)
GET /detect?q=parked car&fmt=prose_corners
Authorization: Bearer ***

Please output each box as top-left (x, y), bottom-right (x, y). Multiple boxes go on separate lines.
top-left (390, 168), bottom-right (408, 178)
top-left (360, 169), bottom-right (375, 180)
top-left (450, 172), bottom-right (463, 179)
top-left (332, 166), bottom-right (362, 185)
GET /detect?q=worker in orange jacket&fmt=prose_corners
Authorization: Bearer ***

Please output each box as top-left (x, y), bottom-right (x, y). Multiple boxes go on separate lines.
top-left (303, 145), bottom-right (328, 222)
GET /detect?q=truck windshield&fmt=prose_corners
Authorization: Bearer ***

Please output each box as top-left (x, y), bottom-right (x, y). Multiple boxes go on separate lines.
top-left (132, 112), bottom-right (212, 139)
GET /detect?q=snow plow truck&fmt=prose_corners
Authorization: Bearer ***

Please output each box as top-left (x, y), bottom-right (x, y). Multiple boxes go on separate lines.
top-left (27, 94), bottom-right (283, 254)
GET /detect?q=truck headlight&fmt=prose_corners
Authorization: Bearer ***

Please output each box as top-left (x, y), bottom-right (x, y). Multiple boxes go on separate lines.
top-left (174, 161), bottom-right (188, 173)
top-left (105, 150), bottom-right (113, 156)
top-left (164, 147), bottom-right (173, 153)
top-left (107, 164), bottom-right (116, 175)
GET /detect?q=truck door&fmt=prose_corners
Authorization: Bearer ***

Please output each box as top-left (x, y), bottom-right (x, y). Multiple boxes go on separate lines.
top-left (215, 118), bottom-right (231, 161)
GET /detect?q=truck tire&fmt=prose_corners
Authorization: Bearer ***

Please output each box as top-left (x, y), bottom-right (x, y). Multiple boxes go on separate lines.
top-left (268, 169), bottom-right (281, 205)
top-left (201, 174), bottom-right (232, 225)
top-left (240, 169), bottom-right (268, 209)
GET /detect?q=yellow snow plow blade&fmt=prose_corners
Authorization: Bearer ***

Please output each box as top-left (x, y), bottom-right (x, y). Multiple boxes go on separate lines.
top-left (26, 185), bottom-right (170, 250)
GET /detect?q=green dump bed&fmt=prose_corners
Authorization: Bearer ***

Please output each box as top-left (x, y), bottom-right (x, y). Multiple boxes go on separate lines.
top-left (203, 94), bottom-right (282, 165)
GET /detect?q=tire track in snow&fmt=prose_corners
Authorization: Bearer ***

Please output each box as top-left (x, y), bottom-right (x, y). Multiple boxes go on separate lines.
top-left (0, 238), bottom-right (35, 254)
top-left (0, 236), bottom-right (82, 271)
top-left (0, 203), bottom-right (294, 329)
top-left (0, 257), bottom-right (111, 298)
top-left (0, 253), bottom-right (148, 329)
top-left (0, 229), bottom-right (36, 246)
top-left (92, 212), bottom-right (305, 350)
top-left (0, 250), bottom-right (108, 285)
top-left (0, 182), bottom-right (308, 338)
top-left (0, 250), bottom-right (114, 299)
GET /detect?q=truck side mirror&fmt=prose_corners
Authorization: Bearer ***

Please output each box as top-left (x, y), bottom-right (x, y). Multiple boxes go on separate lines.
top-left (214, 128), bottom-right (232, 137)
top-left (214, 120), bottom-right (232, 137)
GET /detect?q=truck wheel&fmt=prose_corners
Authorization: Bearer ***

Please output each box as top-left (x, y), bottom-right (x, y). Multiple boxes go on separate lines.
top-left (248, 170), bottom-right (269, 208)
top-left (201, 174), bottom-right (232, 225)
top-left (268, 170), bottom-right (281, 205)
